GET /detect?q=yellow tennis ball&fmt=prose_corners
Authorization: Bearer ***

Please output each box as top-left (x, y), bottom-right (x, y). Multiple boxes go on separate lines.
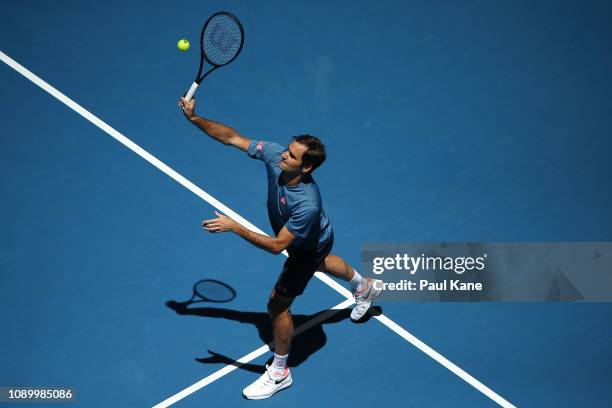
top-left (177, 39), bottom-right (190, 51)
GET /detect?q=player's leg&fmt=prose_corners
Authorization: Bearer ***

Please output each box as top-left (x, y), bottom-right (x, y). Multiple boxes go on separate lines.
top-left (244, 252), bottom-right (320, 400)
top-left (320, 253), bottom-right (355, 281)
top-left (321, 253), bottom-right (382, 321)
top-left (267, 289), bottom-right (294, 361)
top-left (242, 289), bottom-right (294, 400)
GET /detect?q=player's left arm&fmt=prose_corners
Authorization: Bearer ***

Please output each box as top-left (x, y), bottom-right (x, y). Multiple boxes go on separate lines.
top-left (203, 211), bottom-right (294, 255)
top-left (234, 225), bottom-right (295, 255)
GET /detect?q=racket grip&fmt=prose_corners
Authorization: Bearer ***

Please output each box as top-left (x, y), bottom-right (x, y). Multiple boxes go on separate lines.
top-left (184, 82), bottom-right (199, 101)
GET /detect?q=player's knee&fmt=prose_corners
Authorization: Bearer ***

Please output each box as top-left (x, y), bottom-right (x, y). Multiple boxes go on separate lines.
top-left (267, 295), bottom-right (291, 318)
top-left (267, 299), bottom-right (284, 317)
top-left (322, 254), bottom-right (335, 272)
top-left (323, 254), bottom-right (350, 276)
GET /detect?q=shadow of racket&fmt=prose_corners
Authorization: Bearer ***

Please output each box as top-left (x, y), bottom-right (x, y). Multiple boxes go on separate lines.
top-left (166, 279), bottom-right (236, 313)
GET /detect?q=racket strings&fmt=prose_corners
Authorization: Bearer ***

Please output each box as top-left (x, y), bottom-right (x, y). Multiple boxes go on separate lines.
top-left (203, 15), bottom-right (242, 66)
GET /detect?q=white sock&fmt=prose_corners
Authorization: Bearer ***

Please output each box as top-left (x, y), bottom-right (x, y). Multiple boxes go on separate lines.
top-left (350, 269), bottom-right (365, 292)
top-left (270, 353), bottom-right (288, 377)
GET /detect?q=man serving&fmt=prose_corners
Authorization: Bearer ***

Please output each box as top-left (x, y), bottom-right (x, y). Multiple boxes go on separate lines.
top-left (179, 96), bottom-right (382, 400)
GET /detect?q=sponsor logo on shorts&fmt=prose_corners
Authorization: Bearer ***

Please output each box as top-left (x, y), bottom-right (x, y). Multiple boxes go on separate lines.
top-left (280, 196), bottom-right (286, 205)
top-left (256, 141), bottom-right (264, 151)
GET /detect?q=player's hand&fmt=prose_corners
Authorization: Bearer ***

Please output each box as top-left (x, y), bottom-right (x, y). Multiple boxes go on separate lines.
top-left (202, 211), bottom-right (238, 233)
top-left (179, 96), bottom-right (196, 119)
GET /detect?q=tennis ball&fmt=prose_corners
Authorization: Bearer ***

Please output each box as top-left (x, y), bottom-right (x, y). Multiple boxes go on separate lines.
top-left (177, 39), bottom-right (190, 51)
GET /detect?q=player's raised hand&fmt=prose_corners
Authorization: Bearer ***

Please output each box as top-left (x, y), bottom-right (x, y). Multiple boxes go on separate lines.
top-left (179, 96), bottom-right (196, 119)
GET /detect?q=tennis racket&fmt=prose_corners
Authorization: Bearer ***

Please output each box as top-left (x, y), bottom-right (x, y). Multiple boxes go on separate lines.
top-left (184, 11), bottom-right (245, 101)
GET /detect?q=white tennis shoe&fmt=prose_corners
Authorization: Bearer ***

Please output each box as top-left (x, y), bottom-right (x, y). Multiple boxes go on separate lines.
top-left (242, 365), bottom-right (293, 400)
top-left (351, 278), bottom-right (382, 321)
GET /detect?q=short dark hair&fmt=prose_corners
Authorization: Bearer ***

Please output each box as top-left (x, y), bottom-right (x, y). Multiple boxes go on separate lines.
top-left (293, 134), bottom-right (326, 172)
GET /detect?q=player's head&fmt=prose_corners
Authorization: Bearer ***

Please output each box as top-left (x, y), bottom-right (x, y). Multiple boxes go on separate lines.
top-left (280, 135), bottom-right (326, 174)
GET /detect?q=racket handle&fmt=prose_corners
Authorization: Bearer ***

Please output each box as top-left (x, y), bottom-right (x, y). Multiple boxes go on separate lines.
top-left (184, 82), bottom-right (199, 101)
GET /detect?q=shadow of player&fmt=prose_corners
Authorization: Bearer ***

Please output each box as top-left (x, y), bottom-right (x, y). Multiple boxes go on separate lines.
top-left (166, 300), bottom-right (382, 373)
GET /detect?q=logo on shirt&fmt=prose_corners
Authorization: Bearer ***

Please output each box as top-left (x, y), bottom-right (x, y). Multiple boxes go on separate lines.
top-left (256, 141), bottom-right (264, 151)
top-left (280, 195), bottom-right (286, 205)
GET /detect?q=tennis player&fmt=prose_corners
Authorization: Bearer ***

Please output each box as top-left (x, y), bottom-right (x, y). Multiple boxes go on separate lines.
top-left (179, 96), bottom-right (382, 400)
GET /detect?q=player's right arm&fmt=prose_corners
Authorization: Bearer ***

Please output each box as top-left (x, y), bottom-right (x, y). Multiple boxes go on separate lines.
top-left (179, 97), bottom-right (251, 152)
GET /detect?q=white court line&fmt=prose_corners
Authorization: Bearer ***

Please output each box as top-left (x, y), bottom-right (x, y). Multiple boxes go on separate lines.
top-left (152, 298), bottom-right (355, 408)
top-left (0, 50), bottom-right (516, 408)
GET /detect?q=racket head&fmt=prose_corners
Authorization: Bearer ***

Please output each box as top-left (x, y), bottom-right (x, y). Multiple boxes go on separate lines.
top-left (200, 11), bottom-right (244, 69)
top-left (193, 279), bottom-right (237, 303)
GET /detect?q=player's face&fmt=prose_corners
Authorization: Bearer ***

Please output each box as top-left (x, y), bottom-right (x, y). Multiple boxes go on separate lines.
top-left (280, 142), bottom-right (310, 173)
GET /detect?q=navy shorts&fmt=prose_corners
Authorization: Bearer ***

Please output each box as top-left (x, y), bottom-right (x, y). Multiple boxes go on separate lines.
top-left (274, 234), bottom-right (334, 298)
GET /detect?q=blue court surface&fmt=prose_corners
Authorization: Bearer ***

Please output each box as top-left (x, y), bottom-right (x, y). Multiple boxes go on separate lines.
top-left (2, 1), bottom-right (612, 407)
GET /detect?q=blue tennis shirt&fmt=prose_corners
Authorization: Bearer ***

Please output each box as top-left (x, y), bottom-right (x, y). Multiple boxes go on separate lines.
top-left (247, 140), bottom-right (333, 252)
